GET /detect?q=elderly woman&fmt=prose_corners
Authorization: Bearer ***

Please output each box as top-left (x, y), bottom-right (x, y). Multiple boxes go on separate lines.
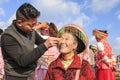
top-left (44, 24), bottom-right (96, 80)
top-left (93, 29), bottom-right (116, 80)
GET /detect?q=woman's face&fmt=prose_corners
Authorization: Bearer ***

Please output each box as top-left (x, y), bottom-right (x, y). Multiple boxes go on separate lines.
top-left (59, 33), bottom-right (77, 55)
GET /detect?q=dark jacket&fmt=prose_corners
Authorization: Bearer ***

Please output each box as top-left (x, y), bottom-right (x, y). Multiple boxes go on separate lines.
top-left (1, 21), bottom-right (47, 80)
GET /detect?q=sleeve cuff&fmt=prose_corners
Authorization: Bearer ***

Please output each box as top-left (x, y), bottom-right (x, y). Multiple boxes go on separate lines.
top-left (38, 43), bottom-right (48, 54)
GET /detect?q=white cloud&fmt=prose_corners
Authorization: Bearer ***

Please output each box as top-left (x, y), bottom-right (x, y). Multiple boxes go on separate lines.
top-left (7, 12), bottom-right (15, 25)
top-left (107, 24), bottom-right (112, 29)
top-left (0, 8), bottom-right (5, 16)
top-left (0, 0), bottom-right (9, 4)
top-left (115, 37), bottom-right (120, 44)
top-left (0, 12), bottom-right (15, 30)
top-left (0, 21), bottom-right (6, 30)
top-left (32, 0), bottom-right (80, 20)
top-left (90, 0), bottom-right (120, 13)
top-left (115, 10), bottom-right (120, 20)
top-left (0, 0), bottom-right (4, 4)
top-left (89, 36), bottom-right (96, 43)
top-left (31, 0), bottom-right (91, 28)
top-left (118, 14), bottom-right (120, 20)
top-left (112, 37), bottom-right (120, 55)
top-left (73, 13), bottom-right (92, 27)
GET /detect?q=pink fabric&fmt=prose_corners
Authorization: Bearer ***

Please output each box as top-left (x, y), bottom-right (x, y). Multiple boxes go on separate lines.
top-left (80, 47), bottom-right (90, 63)
top-left (0, 47), bottom-right (4, 79)
top-left (34, 46), bottom-right (60, 80)
top-left (43, 46), bottom-right (60, 59)
top-left (34, 64), bottom-right (48, 80)
top-left (0, 48), bottom-right (4, 74)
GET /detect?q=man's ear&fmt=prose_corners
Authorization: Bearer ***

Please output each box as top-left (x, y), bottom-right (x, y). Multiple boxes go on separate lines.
top-left (16, 20), bottom-right (22, 26)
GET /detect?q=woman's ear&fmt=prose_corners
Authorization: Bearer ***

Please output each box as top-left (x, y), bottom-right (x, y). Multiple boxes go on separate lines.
top-left (74, 41), bottom-right (78, 50)
top-left (16, 20), bottom-right (22, 27)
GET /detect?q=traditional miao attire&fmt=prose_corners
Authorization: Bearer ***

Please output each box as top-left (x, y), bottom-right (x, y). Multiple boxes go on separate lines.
top-left (45, 24), bottom-right (96, 80)
top-left (45, 54), bottom-right (96, 80)
top-left (93, 29), bottom-right (116, 80)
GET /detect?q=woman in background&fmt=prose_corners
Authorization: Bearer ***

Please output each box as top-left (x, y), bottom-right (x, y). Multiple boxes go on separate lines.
top-left (89, 44), bottom-right (98, 73)
top-left (93, 29), bottom-right (116, 80)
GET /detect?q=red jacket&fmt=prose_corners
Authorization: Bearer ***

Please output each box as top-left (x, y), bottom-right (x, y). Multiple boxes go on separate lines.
top-left (45, 54), bottom-right (96, 80)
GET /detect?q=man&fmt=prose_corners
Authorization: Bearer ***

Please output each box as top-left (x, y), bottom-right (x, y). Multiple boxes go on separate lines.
top-left (1, 3), bottom-right (60, 80)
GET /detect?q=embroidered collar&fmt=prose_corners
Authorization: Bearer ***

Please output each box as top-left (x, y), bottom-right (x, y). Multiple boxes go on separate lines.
top-left (52, 54), bottom-right (82, 70)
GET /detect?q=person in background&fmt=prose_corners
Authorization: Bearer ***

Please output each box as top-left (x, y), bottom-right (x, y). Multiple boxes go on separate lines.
top-left (34, 22), bottom-right (60, 80)
top-left (93, 29), bottom-right (116, 80)
top-left (45, 24), bottom-right (96, 80)
top-left (1, 3), bottom-right (60, 80)
top-left (0, 29), bottom-right (4, 80)
top-left (89, 44), bottom-right (98, 73)
top-left (80, 47), bottom-right (91, 63)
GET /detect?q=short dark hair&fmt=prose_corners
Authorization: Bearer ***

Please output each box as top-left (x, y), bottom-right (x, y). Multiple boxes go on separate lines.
top-left (0, 29), bottom-right (3, 35)
top-left (16, 3), bottom-right (40, 21)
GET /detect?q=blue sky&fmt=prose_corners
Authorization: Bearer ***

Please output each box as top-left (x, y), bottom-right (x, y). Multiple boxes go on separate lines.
top-left (0, 0), bottom-right (120, 56)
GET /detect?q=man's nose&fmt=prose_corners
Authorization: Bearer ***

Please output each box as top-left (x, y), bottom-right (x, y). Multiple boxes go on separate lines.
top-left (32, 26), bottom-right (36, 30)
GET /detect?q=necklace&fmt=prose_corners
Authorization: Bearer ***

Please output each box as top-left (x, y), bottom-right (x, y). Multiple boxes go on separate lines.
top-left (62, 59), bottom-right (73, 69)
top-left (61, 52), bottom-right (74, 69)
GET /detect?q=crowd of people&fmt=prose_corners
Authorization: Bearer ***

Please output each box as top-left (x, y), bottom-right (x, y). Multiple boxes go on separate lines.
top-left (0, 2), bottom-right (117, 80)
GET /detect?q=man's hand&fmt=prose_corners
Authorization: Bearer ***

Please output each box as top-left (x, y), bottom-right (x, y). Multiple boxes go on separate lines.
top-left (44, 37), bottom-right (61, 48)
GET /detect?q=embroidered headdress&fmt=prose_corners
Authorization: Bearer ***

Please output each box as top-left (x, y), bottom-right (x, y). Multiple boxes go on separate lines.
top-left (58, 24), bottom-right (88, 53)
top-left (92, 29), bottom-right (108, 40)
top-left (89, 44), bottom-right (97, 50)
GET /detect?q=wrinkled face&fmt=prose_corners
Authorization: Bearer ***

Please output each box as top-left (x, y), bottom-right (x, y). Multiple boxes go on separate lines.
top-left (59, 33), bottom-right (77, 54)
top-left (17, 18), bottom-right (37, 33)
